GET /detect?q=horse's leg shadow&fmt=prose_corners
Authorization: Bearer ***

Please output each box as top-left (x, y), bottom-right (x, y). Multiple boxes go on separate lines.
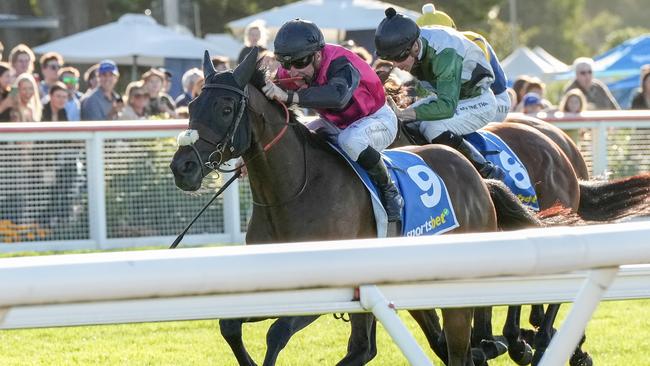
top-left (503, 305), bottom-right (533, 365)
top-left (336, 313), bottom-right (377, 366)
top-left (262, 315), bottom-right (320, 366)
top-left (220, 317), bottom-right (263, 366)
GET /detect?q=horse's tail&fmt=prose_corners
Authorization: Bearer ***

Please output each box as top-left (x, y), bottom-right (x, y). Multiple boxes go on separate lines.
top-left (486, 179), bottom-right (586, 230)
top-left (578, 173), bottom-right (650, 221)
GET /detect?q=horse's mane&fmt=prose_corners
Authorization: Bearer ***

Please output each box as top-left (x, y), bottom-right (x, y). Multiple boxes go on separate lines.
top-left (248, 66), bottom-right (332, 151)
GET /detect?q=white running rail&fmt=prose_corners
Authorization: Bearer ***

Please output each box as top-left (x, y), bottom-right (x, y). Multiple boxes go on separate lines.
top-left (2, 222), bottom-right (650, 365)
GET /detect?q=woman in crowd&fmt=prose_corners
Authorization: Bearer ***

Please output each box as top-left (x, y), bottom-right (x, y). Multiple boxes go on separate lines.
top-left (119, 81), bottom-right (150, 120)
top-left (142, 68), bottom-right (176, 118)
top-left (41, 82), bottom-right (68, 121)
top-left (0, 62), bottom-right (13, 121)
top-left (237, 20), bottom-right (268, 64)
top-left (559, 88), bottom-right (588, 114)
top-left (631, 66), bottom-right (650, 109)
top-left (10, 73), bottom-right (41, 122)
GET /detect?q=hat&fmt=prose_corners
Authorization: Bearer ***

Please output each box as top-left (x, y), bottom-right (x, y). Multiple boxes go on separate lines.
top-left (158, 67), bottom-right (172, 79)
top-left (523, 92), bottom-right (542, 107)
top-left (98, 60), bottom-right (118, 75)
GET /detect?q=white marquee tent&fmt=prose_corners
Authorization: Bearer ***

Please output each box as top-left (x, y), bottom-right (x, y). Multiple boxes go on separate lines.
top-left (502, 47), bottom-right (568, 81)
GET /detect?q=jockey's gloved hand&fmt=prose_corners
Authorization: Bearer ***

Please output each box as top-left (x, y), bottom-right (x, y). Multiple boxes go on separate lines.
top-left (387, 96), bottom-right (416, 122)
top-left (262, 81), bottom-right (298, 104)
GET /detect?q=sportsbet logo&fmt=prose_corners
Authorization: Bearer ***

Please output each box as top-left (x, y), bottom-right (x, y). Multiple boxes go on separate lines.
top-left (406, 208), bottom-right (450, 237)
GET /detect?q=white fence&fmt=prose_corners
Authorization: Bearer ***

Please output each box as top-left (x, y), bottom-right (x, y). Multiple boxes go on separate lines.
top-left (1, 222), bottom-right (650, 366)
top-left (1, 111), bottom-right (650, 251)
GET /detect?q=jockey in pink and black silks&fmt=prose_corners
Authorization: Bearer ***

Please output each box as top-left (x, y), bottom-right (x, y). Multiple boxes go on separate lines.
top-left (262, 19), bottom-right (403, 224)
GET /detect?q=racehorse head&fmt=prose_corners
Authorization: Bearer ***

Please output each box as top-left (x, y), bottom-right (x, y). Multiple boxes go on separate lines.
top-left (170, 48), bottom-right (259, 191)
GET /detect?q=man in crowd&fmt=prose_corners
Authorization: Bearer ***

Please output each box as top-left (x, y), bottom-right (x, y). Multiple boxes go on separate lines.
top-left (39, 52), bottom-right (64, 102)
top-left (563, 57), bottom-right (619, 110)
top-left (80, 60), bottom-right (122, 120)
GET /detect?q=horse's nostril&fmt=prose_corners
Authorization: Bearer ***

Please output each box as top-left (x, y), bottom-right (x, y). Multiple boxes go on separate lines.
top-left (182, 160), bottom-right (197, 174)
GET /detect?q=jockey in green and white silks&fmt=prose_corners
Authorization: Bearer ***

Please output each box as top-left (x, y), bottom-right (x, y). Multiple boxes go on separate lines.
top-left (375, 7), bottom-right (504, 180)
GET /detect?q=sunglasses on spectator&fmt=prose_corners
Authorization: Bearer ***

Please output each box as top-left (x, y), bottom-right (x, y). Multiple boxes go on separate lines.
top-left (46, 64), bottom-right (61, 70)
top-left (579, 70), bottom-right (592, 75)
top-left (278, 54), bottom-right (314, 70)
top-left (62, 76), bottom-right (78, 84)
top-left (132, 93), bottom-right (149, 98)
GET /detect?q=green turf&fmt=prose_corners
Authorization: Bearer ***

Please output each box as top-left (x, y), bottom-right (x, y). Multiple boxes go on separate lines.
top-left (1, 300), bottom-right (648, 365)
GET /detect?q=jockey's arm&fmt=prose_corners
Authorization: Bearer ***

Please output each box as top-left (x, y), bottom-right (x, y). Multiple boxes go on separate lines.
top-left (296, 57), bottom-right (360, 110)
top-left (413, 48), bottom-right (462, 121)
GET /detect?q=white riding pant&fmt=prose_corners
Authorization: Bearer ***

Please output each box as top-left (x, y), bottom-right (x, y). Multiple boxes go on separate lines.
top-left (413, 87), bottom-right (497, 142)
top-left (306, 104), bottom-right (398, 161)
top-left (494, 90), bottom-right (511, 122)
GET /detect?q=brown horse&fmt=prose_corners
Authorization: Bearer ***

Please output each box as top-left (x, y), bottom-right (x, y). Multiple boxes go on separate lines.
top-left (170, 50), bottom-right (546, 366)
top-left (392, 114), bottom-right (650, 366)
top-left (505, 114), bottom-right (589, 180)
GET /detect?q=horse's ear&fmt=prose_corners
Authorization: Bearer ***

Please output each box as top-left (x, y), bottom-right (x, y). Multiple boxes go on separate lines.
top-left (233, 47), bottom-right (259, 88)
top-left (203, 50), bottom-right (216, 78)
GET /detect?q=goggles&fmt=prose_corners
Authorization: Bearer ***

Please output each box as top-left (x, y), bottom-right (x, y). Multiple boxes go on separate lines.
top-left (278, 53), bottom-right (314, 70)
top-left (386, 46), bottom-right (412, 62)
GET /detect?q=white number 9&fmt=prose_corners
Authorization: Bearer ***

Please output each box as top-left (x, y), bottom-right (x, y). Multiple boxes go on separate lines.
top-left (407, 165), bottom-right (442, 208)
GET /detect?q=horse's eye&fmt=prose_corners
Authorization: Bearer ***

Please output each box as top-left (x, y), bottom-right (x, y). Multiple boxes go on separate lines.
top-left (223, 106), bottom-right (233, 115)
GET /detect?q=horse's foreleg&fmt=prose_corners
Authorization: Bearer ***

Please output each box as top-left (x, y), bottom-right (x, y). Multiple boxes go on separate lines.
top-left (529, 304), bottom-right (545, 328)
top-left (569, 334), bottom-right (593, 366)
top-left (503, 305), bottom-right (533, 365)
top-left (409, 309), bottom-right (447, 363)
top-left (531, 304), bottom-right (560, 366)
top-left (336, 313), bottom-right (377, 366)
top-left (262, 315), bottom-right (319, 366)
top-left (442, 307), bottom-right (473, 366)
top-left (472, 306), bottom-right (507, 361)
top-left (220, 318), bottom-right (258, 366)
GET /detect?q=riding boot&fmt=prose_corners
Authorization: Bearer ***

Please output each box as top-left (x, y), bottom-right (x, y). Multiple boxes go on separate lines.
top-left (357, 147), bottom-right (404, 222)
top-left (455, 139), bottom-right (506, 180)
top-left (431, 131), bottom-right (505, 180)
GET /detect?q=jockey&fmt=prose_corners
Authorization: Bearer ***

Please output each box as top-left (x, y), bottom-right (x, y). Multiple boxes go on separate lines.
top-left (375, 7), bottom-right (505, 180)
top-left (262, 19), bottom-right (403, 223)
top-left (416, 3), bottom-right (511, 121)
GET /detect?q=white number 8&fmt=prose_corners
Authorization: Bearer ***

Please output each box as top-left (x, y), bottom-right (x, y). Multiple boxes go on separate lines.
top-left (406, 165), bottom-right (442, 208)
top-left (498, 151), bottom-right (531, 189)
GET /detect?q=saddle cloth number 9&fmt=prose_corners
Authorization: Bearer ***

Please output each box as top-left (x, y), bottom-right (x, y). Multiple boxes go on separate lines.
top-left (406, 165), bottom-right (442, 208)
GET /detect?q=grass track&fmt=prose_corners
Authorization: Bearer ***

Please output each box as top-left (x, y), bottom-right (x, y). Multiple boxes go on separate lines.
top-left (1, 300), bottom-right (649, 365)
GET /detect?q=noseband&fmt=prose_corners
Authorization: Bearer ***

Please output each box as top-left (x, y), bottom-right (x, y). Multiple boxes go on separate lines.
top-left (177, 82), bottom-right (249, 173)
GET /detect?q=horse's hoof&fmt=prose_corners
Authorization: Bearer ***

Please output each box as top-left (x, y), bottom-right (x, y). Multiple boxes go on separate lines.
top-left (570, 352), bottom-right (593, 366)
top-left (509, 341), bottom-right (533, 366)
top-left (480, 339), bottom-right (508, 359)
top-left (520, 328), bottom-right (537, 347)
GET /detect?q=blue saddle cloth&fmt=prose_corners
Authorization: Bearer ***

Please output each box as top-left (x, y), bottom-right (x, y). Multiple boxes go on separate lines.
top-left (465, 130), bottom-right (540, 211)
top-left (329, 143), bottom-right (459, 238)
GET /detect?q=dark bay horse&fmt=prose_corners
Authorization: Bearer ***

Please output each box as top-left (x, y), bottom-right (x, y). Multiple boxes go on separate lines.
top-left (170, 50), bottom-right (543, 366)
top-left (392, 113), bottom-right (650, 366)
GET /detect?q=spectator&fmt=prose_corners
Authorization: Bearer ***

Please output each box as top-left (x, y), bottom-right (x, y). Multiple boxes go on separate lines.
top-left (559, 88), bottom-right (587, 114)
top-left (80, 60), bottom-right (122, 121)
top-left (119, 80), bottom-right (149, 120)
top-left (9, 44), bottom-right (35, 81)
top-left (630, 65), bottom-right (650, 110)
top-left (563, 57), bottom-right (619, 110)
top-left (175, 68), bottom-right (202, 108)
top-left (82, 63), bottom-right (99, 96)
top-left (158, 67), bottom-right (173, 94)
top-left (238, 20), bottom-right (268, 64)
top-left (211, 56), bottom-right (231, 72)
top-left (58, 66), bottom-right (82, 121)
top-left (192, 77), bottom-right (205, 99)
top-left (512, 75), bottom-right (532, 106)
top-left (0, 62), bottom-right (13, 121)
top-left (517, 77), bottom-right (553, 111)
top-left (142, 67), bottom-right (175, 117)
top-left (10, 73), bottom-right (41, 122)
top-left (38, 52), bottom-right (64, 101)
top-left (41, 82), bottom-right (68, 121)
top-left (522, 92), bottom-right (544, 115)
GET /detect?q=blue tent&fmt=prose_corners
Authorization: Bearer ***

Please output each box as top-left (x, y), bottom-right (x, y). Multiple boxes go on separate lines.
top-left (594, 34), bottom-right (650, 77)
top-left (607, 74), bottom-right (640, 109)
